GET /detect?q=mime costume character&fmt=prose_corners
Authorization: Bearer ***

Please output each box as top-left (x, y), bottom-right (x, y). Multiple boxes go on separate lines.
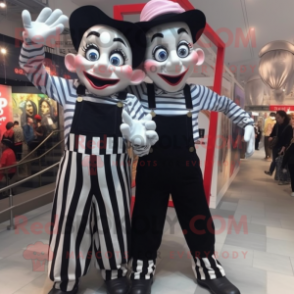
top-left (19, 5), bottom-right (158, 294)
top-left (128, 1), bottom-right (255, 294)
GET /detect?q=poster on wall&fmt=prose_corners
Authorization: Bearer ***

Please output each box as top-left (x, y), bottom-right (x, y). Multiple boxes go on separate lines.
top-left (230, 84), bottom-right (245, 176)
top-left (217, 85), bottom-right (232, 194)
top-left (12, 93), bottom-right (59, 133)
top-left (0, 85), bottom-right (13, 139)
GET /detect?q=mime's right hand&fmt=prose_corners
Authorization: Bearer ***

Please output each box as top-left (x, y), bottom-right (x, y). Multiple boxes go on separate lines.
top-left (22, 8), bottom-right (68, 43)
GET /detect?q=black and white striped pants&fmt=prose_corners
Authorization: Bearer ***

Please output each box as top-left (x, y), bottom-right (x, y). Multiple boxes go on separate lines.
top-left (131, 255), bottom-right (225, 280)
top-left (48, 150), bottom-right (132, 292)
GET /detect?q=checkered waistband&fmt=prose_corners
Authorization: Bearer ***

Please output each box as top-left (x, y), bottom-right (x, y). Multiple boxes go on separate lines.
top-left (66, 133), bottom-right (127, 155)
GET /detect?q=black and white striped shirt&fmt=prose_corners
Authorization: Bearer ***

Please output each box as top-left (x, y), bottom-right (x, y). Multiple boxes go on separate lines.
top-left (129, 83), bottom-right (254, 142)
top-left (19, 42), bottom-right (147, 154)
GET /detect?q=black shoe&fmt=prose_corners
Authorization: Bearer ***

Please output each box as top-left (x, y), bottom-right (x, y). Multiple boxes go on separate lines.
top-left (197, 277), bottom-right (240, 294)
top-left (264, 171), bottom-right (272, 176)
top-left (105, 277), bottom-right (130, 294)
top-left (130, 278), bottom-right (153, 294)
top-left (48, 285), bottom-right (78, 294)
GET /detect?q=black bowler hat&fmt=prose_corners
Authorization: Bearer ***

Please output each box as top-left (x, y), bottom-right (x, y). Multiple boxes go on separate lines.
top-left (137, 0), bottom-right (206, 44)
top-left (69, 5), bottom-right (147, 68)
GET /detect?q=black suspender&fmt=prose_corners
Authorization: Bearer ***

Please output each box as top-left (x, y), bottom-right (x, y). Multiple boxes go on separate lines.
top-left (147, 83), bottom-right (192, 110)
top-left (118, 91), bottom-right (128, 101)
top-left (184, 84), bottom-right (193, 109)
top-left (147, 83), bottom-right (156, 109)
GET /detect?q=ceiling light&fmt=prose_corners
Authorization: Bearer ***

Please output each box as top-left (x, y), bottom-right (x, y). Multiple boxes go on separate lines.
top-left (0, 2), bottom-right (6, 8)
top-left (283, 88), bottom-right (286, 92)
top-left (1, 48), bottom-right (7, 54)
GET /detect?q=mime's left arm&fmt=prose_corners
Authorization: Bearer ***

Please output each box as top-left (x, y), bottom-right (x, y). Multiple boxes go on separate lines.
top-left (192, 84), bottom-right (254, 127)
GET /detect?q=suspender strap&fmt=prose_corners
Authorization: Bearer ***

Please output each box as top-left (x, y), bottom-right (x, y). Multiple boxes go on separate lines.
top-left (184, 84), bottom-right (193, 109)
top-left (77, 84), bottom-right (86, 95)
top-left (118, 91), bottom-right (128, 101)
top-left (147, 83), bottom-right (156, 109)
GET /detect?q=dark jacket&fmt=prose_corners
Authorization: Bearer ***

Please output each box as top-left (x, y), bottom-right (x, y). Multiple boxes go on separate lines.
top-left (270, 123), bottom-right (293, 149)
top-left (282, 141), bottom-right (294, 169)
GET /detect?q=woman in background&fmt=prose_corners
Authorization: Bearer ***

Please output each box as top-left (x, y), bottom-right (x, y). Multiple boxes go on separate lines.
top-left (265, 111), bottom-right (291, 176)
top-left (282, 114), bottom-right (294, 196)
top-left (263, 113), bottom-right (276, 160)
top-left (254, 122), bottom-right (262, 150)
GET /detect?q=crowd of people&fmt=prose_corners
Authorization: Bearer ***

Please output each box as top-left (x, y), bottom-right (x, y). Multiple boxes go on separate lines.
top-left (263, 110), bottom-right (294, 197)
top-left (0, 115), bottom-right (51, 188)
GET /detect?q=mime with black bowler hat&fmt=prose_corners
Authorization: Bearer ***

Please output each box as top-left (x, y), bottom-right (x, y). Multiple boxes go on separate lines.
top-left (19, 5), bottom-right (158, 294)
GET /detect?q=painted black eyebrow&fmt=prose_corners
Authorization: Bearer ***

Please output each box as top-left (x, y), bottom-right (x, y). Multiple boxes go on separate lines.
top-left (113, 38), bottom-right (126, 47)
top-left (87, 31), bottom-right (100, 38)
top-left (178, 28), bottom-right (188, 35)
top-left (151, 33), bottom-right (164, 42)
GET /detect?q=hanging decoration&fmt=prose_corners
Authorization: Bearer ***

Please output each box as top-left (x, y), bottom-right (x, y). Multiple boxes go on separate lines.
top-left (259, 40), bottom-right (294, 101)
top-left (245, 75), bottom-right (270, 105)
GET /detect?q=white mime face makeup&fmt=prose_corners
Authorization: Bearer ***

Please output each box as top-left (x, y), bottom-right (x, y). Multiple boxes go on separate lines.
top-left (66, 25), bottom-right (136, 96)
top-left (144, 22), bottom-right (203, 93)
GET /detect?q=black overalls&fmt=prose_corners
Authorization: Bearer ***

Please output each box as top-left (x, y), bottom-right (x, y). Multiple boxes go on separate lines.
top-left (131, 84), bottom-right (225, 281)
top-left (48, 90), bottom-right (132, 292)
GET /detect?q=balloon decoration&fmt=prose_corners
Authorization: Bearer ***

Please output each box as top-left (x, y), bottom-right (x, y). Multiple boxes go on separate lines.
top-left (245, 75), bottom-right (270, 105)
top-left (259, 41), bottom-right (294, 101)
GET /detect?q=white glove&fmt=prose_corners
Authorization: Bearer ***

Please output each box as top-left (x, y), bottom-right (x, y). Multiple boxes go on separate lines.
top-left (244, 125), bottom-right (255, 158)
top-left (22, 8), bottom-right (68, 43)
top-left (282, 168), bottom-right (288, 174)
top-left (120, 110), bottom-right (158, 146)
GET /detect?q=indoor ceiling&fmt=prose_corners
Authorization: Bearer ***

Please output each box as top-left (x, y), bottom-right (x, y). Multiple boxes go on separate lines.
top-left (0, 0), bottom-right (48, 16)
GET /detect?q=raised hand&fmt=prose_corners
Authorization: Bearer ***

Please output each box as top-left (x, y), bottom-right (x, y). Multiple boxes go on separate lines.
top-left (120, 110), bottom-right (147, 146)
top-left (244, 125), bottom-right (255, 158)
top-left (21, 7), bottom-right (68, 43)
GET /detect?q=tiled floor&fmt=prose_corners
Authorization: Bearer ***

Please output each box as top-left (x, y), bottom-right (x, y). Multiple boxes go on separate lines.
top-left (0, 150), bottom-right (294, 293)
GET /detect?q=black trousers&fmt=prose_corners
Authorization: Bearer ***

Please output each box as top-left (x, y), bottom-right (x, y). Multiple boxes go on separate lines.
top-left (270, 147), bottom-right (280, 174)
top-left (131, 155), bottom-right (225, 280)
top-left (14, 144), bottom-right (23, 161)
top-left (288, 163), bottom-right (294, 192)
top-left (264, 136), bottom-right (272, 158)
top-left (255, 136), bottom-right (261, 150)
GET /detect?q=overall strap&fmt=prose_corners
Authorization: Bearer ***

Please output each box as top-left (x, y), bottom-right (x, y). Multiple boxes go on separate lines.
top-left (147, 83), bottom-right (156, 109)
top-left (118, 91), bottom-right (128, 101)
top-left (184, 84), bottom-right (193, 109)
top-left (76, 84), bottom-right (86, 96)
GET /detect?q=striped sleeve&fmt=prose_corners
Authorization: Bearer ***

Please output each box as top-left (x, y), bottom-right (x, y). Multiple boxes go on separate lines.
top-left (124, 94), bottom-right (145, 120)
top-left (19, 42), bottom-right (71, 106)
top-left (124, 93), bottom-right (152, 157)
top-left (191, 84), bottom-right (254, 128)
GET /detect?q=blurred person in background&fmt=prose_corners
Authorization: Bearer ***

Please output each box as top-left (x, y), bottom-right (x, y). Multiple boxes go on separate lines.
top-left (2, 122), bottom-right (15, 144)
top-left (254, 121), bottom-right (262, 150)
top-left (263, 112), bottom-right (276, 160)
top-left (32, 114), bottom-right (47, 155)
top-left (282, 114), bottom-right (294, 196)
top-left (2, 122), bottom-right (15, 156)
top-left (265, 111), bottom-right (291, 176)
top-left (13, 121), bottom-right (24, 161)
top-left (23, 117), bottom-right (35, 152)
top-left (0, 138), bottom-right (16, 189)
